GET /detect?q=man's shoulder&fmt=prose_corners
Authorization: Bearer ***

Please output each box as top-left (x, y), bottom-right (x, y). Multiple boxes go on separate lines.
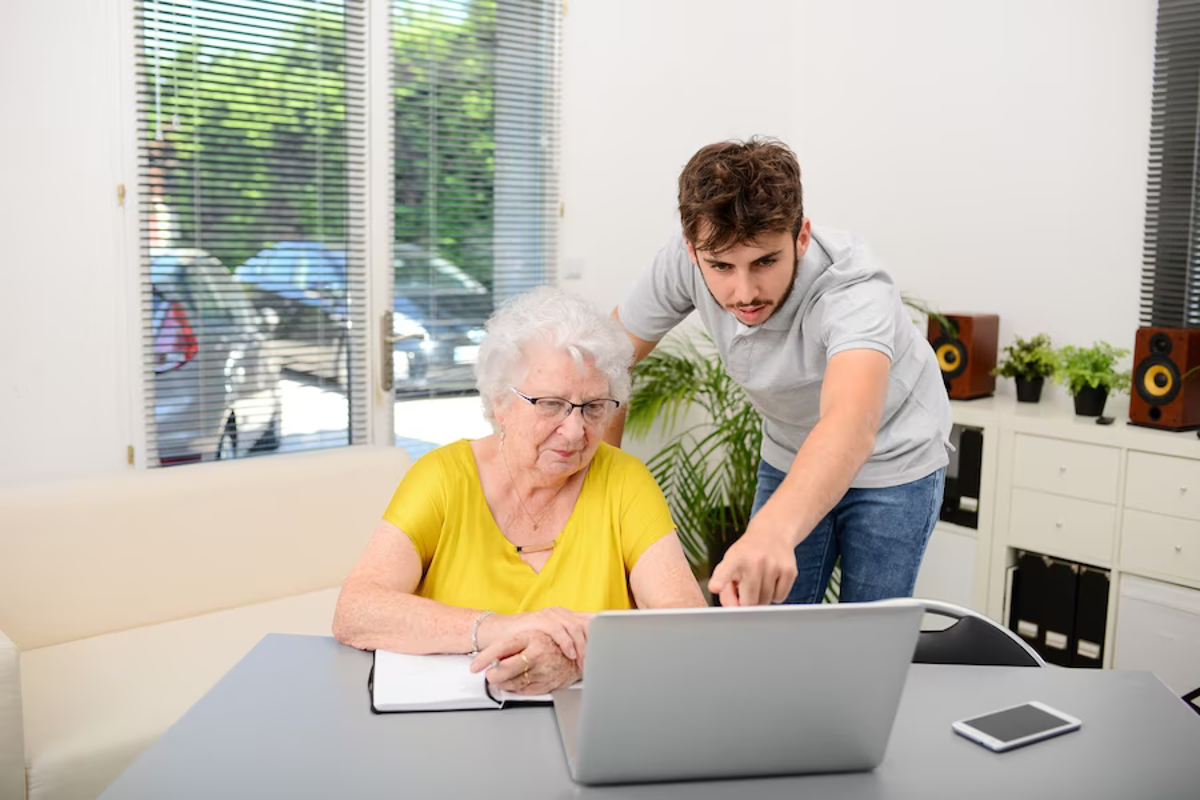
top-left (654, 227), bottom-right (692, 270)
top-left (810, 223), bottom-right (874, 267)
top-left (615, 227), bottom-right (701, 342)
top-left (807, 224), bottom-right (891, 291)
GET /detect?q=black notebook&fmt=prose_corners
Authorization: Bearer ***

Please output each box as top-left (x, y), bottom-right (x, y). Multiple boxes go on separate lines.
top-left (369, 651), bottom-right (555, 713)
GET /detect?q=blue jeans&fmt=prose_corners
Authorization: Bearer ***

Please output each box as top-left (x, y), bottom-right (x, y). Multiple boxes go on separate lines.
top-left (751, 461), bottom-right (946, 604)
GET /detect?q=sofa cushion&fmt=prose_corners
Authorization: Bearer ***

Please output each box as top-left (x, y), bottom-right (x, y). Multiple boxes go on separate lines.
top-left (0, 445), bottom-right (409, 651)
top-left (0, 629), bottom-right (24, 800)
top-left (21, 588), bottom-right (341, 800)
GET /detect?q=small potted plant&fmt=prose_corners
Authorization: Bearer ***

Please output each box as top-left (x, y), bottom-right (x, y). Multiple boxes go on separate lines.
top-left (993, 334), bottom-right (1056, 403)
top-left (1051, 341), bottom-right (1131, 417)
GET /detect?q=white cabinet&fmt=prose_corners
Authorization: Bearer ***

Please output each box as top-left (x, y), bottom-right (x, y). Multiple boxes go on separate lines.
top-left (952, 395), bottom-right (1200, 673)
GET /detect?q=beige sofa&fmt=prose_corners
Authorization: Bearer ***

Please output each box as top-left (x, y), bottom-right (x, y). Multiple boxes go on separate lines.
top-left (0, 445), bottom-right (410, 800)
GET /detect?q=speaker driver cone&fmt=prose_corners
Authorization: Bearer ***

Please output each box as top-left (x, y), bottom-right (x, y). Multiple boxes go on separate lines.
top-left (934, 339), bottom-right (968, 379)
top-left (1134, 355), bottom-right (1180, 405)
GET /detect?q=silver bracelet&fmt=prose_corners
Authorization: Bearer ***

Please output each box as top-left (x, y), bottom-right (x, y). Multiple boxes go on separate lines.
top-left (470, 609), bottom-right (494, 654)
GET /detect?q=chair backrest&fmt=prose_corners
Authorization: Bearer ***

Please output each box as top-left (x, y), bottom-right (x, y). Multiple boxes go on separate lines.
top-left (913, 599), bottom-right (1045, 667)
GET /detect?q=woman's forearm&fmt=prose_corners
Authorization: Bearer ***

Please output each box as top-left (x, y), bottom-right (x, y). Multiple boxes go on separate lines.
top-left (332, 579), bottom-right (482, 654)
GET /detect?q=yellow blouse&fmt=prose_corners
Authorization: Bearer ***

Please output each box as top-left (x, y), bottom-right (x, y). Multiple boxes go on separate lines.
top-left (382, 439), bottom-right (675, 613)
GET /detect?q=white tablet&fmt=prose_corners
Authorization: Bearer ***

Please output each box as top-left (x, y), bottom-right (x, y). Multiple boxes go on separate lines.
top-left (952, 700), bottom-right (1081, 752)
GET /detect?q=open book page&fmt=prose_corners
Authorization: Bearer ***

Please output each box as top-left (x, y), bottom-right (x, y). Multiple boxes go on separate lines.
top-left (371, 651), bottom-right (553, 712)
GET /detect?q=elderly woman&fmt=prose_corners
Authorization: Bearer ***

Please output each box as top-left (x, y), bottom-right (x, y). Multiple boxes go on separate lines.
top-left (333, 286), bottom-right (705, 694)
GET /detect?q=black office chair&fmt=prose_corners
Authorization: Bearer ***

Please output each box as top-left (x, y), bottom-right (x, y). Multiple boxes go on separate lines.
top-left (912, 599), bottom-right (1046, 667)
top-left (1183, 687), bottom-right (1200, 717)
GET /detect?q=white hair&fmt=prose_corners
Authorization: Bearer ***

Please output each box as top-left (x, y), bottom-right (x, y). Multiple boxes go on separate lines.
top-left (475, 286), bottom-right (634, 427)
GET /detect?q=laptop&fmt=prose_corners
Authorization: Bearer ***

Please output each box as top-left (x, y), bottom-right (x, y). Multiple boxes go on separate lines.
top-left (552, 599), bottom-right (923, 785)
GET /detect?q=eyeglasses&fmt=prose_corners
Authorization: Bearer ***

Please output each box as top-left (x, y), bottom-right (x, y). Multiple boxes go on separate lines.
top-left (510, 388), bottom-right (621, 426)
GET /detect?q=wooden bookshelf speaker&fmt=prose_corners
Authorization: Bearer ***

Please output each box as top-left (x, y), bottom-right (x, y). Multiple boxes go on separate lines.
top-left (927, 314), bottom-right (999, 400)
top-left (1130, 327), bottom-right (1200, 431)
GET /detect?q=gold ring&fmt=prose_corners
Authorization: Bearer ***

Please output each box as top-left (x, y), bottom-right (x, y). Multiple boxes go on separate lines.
top-left (522, 672), bottom-right (532, 687)
top-left (520, 653), bottom-right (530, 674)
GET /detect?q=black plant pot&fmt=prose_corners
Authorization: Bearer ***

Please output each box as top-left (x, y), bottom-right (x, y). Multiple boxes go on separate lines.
top-left (1073, 385), bottom-right (1108, 417)
top-left (1015, 376), bottom-right (1045, 403)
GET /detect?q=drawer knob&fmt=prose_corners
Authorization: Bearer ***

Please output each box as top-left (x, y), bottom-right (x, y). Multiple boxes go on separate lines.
top-left (1181, 486), bottom-right (1189, 494)
top-left (1055, 520), bottom-right (1064, 529)
top-left (1176, 545), bottom-right (1184, 554)
top-left (1059, 465), bottom-right (1067, 473)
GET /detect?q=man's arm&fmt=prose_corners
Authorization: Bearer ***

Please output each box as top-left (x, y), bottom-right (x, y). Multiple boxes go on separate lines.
top-left (708, 348), bottom-right (890, 606)
top-left (604, 308), bottom-right (660, 448)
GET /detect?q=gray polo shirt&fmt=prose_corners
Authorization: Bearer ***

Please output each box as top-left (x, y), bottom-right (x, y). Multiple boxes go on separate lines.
top-left (618, 224), bottom-right (951, 488)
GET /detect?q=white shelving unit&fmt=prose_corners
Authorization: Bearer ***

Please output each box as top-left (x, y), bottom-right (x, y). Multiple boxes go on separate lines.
top-left (939, 394), bottom-right (1200, 680)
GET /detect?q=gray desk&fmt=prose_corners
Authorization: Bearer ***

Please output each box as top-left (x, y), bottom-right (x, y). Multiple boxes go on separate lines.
top-left (100, 633), bottom-right (1200, 799)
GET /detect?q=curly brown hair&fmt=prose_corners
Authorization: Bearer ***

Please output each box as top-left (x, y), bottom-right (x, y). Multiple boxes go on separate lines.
top-left (678, 137), bottom-right (805, 254)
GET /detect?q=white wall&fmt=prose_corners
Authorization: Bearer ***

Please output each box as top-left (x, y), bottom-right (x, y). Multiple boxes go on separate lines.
top-left (0, 0), bottom-right (1160, 483)
top-left (561, 0), bottom-right (1156, 408)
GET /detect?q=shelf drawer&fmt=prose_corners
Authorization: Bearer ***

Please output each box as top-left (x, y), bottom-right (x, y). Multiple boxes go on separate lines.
top-left (1008, 487), bottom-right (1115, 565)
top-left (1012, 434), bottom-right (1119, 504)
top-left (1125, 451), bottom-right (1200, 521)
top-left (1121, 509), bottom-right (1200, 585)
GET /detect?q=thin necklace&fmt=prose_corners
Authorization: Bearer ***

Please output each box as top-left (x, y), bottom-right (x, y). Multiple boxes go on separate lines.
top-left (500, 446), bottom-right (567, 551)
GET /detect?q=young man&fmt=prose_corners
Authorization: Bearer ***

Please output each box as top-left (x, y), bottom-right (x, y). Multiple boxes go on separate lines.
top-left (609, 138), bottom-right (951, 607)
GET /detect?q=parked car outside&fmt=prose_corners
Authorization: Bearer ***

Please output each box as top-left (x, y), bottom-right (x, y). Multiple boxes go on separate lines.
top-left (233, 240), bottom-right (491, 394)
top-left (392, 243), bottom-right (490, 393)
top-left (151, 248), bottom-right (283, 465)
top-left (232, 241), bottom-right (362, 388)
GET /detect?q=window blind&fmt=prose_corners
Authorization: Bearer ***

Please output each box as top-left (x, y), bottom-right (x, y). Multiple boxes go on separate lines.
top-left (389, 0), bottom-right (560, 398)
top-left (136, 0), bottom-right (369, 465)
top-left (1141, 0), bottom-right (1200, 327)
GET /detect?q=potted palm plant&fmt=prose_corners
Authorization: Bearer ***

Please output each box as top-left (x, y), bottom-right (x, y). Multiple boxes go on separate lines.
top-left (625, 334), bottom-right (761, 577)
top-left (1051, 341), bottom-right (1131, 417)
top-left (993, 334), bottom-right (1056, 402)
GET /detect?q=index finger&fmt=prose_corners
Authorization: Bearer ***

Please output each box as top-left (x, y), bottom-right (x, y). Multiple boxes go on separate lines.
top-left (718, 580), bottom-right (740, 608)
top-left (707, 558), bottom-right (732, 596)
top-left (540, 621), bottom-right (579, 662)
top-left (483, 652), bottom-right (529, 686)
top-left (469, 633), bottom-right (528, 672)
top-left (559, 612), bottom-right (588, 667)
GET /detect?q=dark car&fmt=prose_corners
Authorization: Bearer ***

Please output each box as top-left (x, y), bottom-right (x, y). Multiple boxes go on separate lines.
top-left (150, 248), bottom-right (283, 465)
top-left (234, 241), bottom-right (491, 394)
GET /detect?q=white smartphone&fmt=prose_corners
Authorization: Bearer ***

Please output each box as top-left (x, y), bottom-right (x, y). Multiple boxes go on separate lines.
top-left (951, 700), bottom-right (1081, 752)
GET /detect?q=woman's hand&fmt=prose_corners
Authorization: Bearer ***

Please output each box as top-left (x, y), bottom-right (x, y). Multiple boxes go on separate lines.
top-left (478, 606), bottom-right (590, 665)
top-left (469, 629), bottom-right (581, 695)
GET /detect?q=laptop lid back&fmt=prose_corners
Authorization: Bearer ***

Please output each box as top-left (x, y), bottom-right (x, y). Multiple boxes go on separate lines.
top-left (564, 600), bottom-right (922, 785)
